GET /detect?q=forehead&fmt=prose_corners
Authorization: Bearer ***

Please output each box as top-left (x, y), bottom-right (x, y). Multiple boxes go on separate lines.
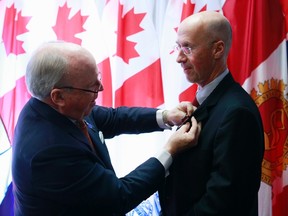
top-left (69, 49), bottom-right (96, 70)
top-left (177, 18), bottom-right (206, 45)
top-left (177, 28), bottom-right (198, 46)
top-left (67, 52), bottom-right (98, 84)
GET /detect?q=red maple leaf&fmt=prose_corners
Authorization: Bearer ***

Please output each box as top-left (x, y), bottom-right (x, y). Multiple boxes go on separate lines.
top-left (53, 2), bottom-right (88, 45)
top-left (175, 2), bottom-right (207, 32)
top-left (2, 4), bottom-right (31, 55)
top-left (180, 1), bottom-right (197, 23)
top-left (115, 4), bottom-right (145, 64)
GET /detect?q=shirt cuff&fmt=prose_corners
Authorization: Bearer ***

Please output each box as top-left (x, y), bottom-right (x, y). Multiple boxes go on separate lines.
top-left (156, 110), bottom-right (172, 130)
top-left (155, 149), bottom-right (173, 177)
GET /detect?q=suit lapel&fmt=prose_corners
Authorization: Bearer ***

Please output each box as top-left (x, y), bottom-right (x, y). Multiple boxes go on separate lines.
top-left (85, 119), bottom-right (115, 171)
top-left (193, 73), bottom-right (236, 123)
top-left (30, 98), bottom-right (109, 167)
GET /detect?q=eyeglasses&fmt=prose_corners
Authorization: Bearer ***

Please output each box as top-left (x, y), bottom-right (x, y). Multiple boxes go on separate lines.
top-left (174, 45), bottom-right (192, 55)
top-left (57, 86), bottom-right (103, 94)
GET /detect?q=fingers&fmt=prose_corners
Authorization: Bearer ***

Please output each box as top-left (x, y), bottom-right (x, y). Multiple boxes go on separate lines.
top-left (168, 102), bottom-right (198, 126)
top-left (190, 116), bottom-right (198, 132)
top-left (186, 104), bottom-right (195, 117)
top-left (179, 101), bottom-right (193, 113)
top-left (165, 117), bottom-right (201, 156)
top-left (191, 117), bottom-right (202, 144)
top-left (176, 121), bottom-right (190, 132)
top-left (193, 117), bottom-right (201, 136)
top-left (178, 101), bottom-right (197, 118)
top-left (183, 117), bottom-right (201, 139)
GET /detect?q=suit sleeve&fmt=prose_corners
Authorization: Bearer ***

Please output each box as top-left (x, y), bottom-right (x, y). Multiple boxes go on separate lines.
top-left (89, 106), bottom-right (162, 138)
top-left (31, 145), bottom-right (165, 214)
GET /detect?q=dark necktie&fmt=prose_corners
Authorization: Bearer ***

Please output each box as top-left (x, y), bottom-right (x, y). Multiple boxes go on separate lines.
top-left (192, 96), bottom-right (199, 107)
top-left (77, 120), bottom-right (97, 154)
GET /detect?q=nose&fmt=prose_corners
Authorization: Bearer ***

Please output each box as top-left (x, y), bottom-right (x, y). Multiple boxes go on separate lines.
top-left (98, 82), bottom-right (104, 92)
top-left (176, 51), bottom-right (187, 63)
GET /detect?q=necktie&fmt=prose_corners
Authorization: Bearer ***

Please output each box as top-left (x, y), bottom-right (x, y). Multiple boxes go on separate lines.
top-left (192, 96), bottom-right (199, 107)
top-left (77, 120), bottom-right (97, 154)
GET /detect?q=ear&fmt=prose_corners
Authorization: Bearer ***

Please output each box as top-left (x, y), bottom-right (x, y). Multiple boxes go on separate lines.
top-left (50, 89), bottom-right (65, 106)
top-left (213, 40), bottom-right (224, 59)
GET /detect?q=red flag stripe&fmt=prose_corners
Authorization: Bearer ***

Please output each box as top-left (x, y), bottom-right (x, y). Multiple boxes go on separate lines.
top-left (223, 0), bottom-right (286, 85)
top-left (96, 58), bottom-right (113, 107)
top-left (115, 59), bottom-right (164, 107)
top-left (0, 77), bottom-right (30, 143)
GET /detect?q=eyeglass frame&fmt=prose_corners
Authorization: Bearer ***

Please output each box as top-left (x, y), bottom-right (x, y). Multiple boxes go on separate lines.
top-left (56, 86), bottom-right (103, 94)
top-left (55, 71), bottom-right (103, 94)
top-left (174, 45), bottom-right (193, 55)
top-left (174, 40), bottom-right (219, 56)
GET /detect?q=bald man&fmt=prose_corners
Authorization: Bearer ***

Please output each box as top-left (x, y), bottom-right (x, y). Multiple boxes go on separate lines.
top-left (158, 11), bottom-right (264, 216)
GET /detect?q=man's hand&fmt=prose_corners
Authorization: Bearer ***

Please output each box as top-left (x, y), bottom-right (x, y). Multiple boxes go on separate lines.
top-left (163, 101), bottom-right (196, 126)
top-left (164, 117), bottom-right (201, 156)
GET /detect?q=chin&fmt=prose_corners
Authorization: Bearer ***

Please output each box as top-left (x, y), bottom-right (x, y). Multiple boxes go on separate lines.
top-left (84, 107), bottom-right (93, 116)
top-left (186, 76), bottom-right (195, 83)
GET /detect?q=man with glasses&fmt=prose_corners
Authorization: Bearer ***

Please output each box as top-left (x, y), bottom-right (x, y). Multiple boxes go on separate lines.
top-left (159, 11), bottom-right (264, 216)
top-left (12, 41), bottom-right (201, 216)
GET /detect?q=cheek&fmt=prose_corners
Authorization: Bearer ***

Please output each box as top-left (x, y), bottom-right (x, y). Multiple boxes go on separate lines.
top-left (190, 54), bottom-right (210, 71)
top-left (188, 57), bottom-right (202, 73)
top-left (80, 97), bottom-right (95, 112)
top-left (70, 96), bottom-right (90, 112)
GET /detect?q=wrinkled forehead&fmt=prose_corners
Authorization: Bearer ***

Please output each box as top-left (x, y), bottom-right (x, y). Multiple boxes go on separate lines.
top-left (59, 45), bottom-right (98, 84)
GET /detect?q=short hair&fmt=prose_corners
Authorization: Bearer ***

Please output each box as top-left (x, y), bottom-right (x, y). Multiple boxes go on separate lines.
top-left (25, 42), bottom-right (68, 100)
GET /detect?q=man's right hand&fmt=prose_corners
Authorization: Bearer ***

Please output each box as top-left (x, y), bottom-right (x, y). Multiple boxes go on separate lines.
top-left (164, 117), bottom-right (201, 156)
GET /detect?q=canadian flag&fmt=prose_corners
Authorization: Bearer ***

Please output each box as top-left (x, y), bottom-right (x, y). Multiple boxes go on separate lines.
top-left (0, 0), bottom-right (287, 216)
top-left (0, 1), bottom-right (31, 215)
top-left (101, 0), bottom-right (165, 108)
top-left (101, 1), bottom-right (167, 214)
top-left (223, 0), bottom-right (288, 215)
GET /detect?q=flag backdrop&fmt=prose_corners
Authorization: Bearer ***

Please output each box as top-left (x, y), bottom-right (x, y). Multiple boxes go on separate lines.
top-left (0, 0), bottom-right (287, 215)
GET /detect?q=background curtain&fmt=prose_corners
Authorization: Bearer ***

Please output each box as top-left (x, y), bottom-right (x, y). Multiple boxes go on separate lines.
top-left (0, 0), bottom-right (287, 215)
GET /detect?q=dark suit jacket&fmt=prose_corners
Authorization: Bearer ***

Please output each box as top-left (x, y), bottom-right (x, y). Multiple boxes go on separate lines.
top-left (159, 73), bottom-right (264, 216)
top-left (12, 98), bottom-right (165, 216)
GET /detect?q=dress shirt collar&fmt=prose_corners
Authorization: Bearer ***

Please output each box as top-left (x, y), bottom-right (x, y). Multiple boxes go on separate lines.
top-left (196, 69), bottom-right (229, 105)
